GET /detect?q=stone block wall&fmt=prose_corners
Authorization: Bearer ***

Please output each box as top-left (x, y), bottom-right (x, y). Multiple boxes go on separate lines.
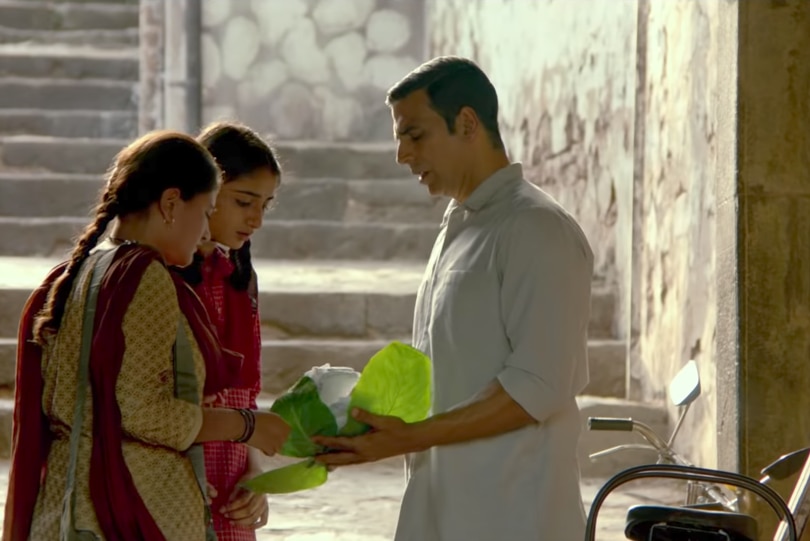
top-left (201, 0), bottom-right (425, 141)
top-left (429, 0), bottom-right (637, 337)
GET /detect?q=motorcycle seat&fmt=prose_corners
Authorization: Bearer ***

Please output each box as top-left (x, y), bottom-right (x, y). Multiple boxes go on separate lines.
top-left (624, 504), bottom-right (757, 540)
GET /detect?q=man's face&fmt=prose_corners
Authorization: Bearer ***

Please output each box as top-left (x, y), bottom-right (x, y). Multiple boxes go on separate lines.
top-left (390, 89), bottom-right (466, 199)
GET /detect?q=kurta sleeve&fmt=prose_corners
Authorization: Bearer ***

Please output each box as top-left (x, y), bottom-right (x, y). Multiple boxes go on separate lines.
top-left (116, 261), bottom-right (203, 451)
top-left (496, 208), bottom-right (593, 422)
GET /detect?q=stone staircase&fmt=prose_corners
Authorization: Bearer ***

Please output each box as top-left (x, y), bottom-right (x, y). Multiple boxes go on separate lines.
top-left (0, 0), bottom-right (666, 477)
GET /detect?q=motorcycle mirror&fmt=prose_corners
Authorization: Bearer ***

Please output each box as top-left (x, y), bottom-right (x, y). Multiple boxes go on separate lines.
top-left (669, 360), bottom-right (701, 407)
top-left (761, 447), bottom-right (810, 482)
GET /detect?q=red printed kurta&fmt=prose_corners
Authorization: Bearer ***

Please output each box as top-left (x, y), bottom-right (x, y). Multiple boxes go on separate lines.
top-left (194, 248), bottom-right (262, 541)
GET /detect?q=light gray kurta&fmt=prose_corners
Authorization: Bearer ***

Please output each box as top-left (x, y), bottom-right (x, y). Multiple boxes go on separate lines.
top-left (395, 163), bottom-right (594, 541)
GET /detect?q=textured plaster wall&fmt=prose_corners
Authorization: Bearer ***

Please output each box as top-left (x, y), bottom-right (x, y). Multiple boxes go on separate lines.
top-left (429, 0), bottom-right (637, 336)
top-left (635, 0), bottom-right (719, 468)
top-left (428, 0), bottom-right (723, 466)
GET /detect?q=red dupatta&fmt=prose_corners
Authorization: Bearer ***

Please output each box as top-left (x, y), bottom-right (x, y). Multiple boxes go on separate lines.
top-left (3, 244), bottom-right (243, 541)
top-left (3, 262), bottom-right (66, 541)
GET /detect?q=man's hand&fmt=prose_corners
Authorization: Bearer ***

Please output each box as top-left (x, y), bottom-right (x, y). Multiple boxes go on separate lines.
top-left (313, 381), bottom-right (536, 468)
top-left (313, 408), bottom-right (418, 466)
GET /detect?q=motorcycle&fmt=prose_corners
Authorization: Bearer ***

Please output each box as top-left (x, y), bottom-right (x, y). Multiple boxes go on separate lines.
top-left (584, 360), bottom-right (808, 539)
top-left (583, 463), bottom-right (797, 540)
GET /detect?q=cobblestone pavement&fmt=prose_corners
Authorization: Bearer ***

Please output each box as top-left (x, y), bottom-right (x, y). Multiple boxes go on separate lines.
top-left (0, 458), bottom-right (685, 540)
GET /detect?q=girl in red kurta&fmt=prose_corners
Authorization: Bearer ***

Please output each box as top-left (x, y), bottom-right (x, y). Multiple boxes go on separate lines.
top-left (177, 122), bottom-right (282, 540)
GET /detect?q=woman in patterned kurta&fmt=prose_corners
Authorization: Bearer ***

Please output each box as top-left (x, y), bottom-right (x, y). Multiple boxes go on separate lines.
top-left (177, 122), bottom-right (282, 540)
top-left (3, 132), bottom-right (290, 541)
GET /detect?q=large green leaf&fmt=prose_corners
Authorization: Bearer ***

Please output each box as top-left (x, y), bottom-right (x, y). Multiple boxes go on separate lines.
top-left (270, 376), bottom-right (338, 457)
top-left (242, 459), bottom-right (328, 494)
top-left (340, 341), bottom-right (432, 436)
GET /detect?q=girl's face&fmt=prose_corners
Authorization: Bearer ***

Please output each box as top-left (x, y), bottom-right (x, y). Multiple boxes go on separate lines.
top-left (208, 168), bottom-right (278, 250)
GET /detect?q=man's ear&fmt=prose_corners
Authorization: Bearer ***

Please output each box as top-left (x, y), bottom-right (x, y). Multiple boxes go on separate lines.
top-left (456, 106), bottom-right (480, 139)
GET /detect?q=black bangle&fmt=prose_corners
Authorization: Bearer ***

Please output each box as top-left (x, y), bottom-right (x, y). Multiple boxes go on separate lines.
top-left (233, 408), bottom-right (256, 443)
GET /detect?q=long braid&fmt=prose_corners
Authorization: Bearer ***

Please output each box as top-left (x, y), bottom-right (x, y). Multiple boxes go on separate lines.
top-left (33, 191), bottom-right (118, 344)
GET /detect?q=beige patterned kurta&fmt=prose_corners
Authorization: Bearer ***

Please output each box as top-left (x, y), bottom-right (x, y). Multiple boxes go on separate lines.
top-left (29, 254), bottom-right (207, 541)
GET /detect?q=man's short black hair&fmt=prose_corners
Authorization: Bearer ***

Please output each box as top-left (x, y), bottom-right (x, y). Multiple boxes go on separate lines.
top-left (386, 56), bottom-right (504, 150)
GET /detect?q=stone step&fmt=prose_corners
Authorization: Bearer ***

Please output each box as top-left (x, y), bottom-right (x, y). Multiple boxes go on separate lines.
top-left (0, 135), bottom-right (124, 174)
top-left (0, 258), bottom-right (617, 340)
top-left (0, 136), bottom-right (408, 178)
top-left (49, 0), bottom-right (139, 4)
top-left (277, 140), bottom-right (407, 180)
top-left (262, 339), bottom-right (625, 398)
top-left (0, 173), bottom-right (101, 216)
top-left (258, 289), bottom-right (617, 344)
top-left (0, 25), bottom-right (138, 48)
top-left (0, 44), bottom-right (138, 79)
top-left (0, 217), bottom-right (439, 260)
top-left (0, 172), bottom-right (446, 222)
top-left (0, 1), bottom-right (138, 32)
top-left (0, 78), bottom-right (136, 110)
top-left (0, 336), bottom-right (626, 399)
top-left (0, 109), bottom-right (137, 139)
top-left (275, 178), bottom-right (448, 224)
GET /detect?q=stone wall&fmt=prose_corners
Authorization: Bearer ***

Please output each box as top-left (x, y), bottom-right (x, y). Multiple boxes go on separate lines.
top-left (429, 0), bottom-right (722, 466)
top-left (429, 0), bottom-right (637, 336)
top-left (201, 0), bottom-right (425, 141)
top-left (634, 0), bottom-right (719, 468)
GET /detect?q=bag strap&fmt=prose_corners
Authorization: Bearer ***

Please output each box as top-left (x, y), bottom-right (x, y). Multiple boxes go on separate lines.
top-left (174, 321), bottom-right (218, 541)
top-left (61, 248), bottom-right (118, 539)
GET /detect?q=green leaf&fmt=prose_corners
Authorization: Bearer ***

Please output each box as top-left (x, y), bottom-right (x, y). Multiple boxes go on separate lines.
top-left (340, 341), bottom-right (432, 436)
top-left (270, 376), bottom-right (338, 457)
top-left (241, 459), bottom-right (328, 494)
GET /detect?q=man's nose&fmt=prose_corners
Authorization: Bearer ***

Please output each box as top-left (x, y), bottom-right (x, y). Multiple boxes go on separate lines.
top-left (396, 141), bottom-right (412, 165)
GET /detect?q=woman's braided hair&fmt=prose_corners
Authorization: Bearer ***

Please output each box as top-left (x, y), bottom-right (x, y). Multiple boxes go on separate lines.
top-left (33, 130), bottom-right (220, 344)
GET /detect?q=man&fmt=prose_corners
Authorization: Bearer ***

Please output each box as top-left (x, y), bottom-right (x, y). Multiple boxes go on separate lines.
top-left (315, 56), bottom-right (594, 541)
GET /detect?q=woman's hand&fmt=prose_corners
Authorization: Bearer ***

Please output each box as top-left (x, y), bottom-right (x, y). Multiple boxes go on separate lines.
top-left (248, 412), bottom-right (291, 456)
top-left (220, 470), bottom-right (269, 529)
top-left (204, 481), bottom-right (218, 505)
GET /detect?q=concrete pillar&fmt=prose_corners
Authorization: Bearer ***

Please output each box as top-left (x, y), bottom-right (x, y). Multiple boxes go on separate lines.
top-left (626, 0), bottom-right (649, 402)
top-left (138, 0), bottom-right (201, 134)
top-left (716, 0), bottom-right (810, 495)
top-left (163, 0), bottom-right (201, 133)
top-left (138, 0), bottom-right (165, 134)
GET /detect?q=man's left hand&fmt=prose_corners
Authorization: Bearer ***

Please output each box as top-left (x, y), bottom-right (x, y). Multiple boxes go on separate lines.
top-left (313, 408), bottom-right (417, 466)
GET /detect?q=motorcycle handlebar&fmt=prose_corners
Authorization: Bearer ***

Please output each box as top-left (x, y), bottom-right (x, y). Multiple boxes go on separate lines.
top-left (587, 417), bottom-right (673, 455)
top-left (587, 417), bottom-right (634, 431)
